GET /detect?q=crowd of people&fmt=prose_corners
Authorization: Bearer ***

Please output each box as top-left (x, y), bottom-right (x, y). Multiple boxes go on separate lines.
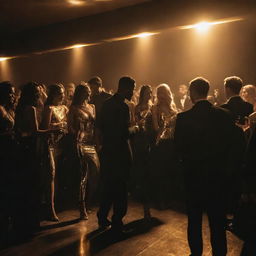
top-left (0, 75), bottom-right (256, 255)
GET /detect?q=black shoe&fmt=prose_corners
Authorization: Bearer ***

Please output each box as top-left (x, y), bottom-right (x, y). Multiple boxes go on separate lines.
top-left (97, 211), bottom-right (111, 229)
top-left (98, 219), bottom-right (111, 229)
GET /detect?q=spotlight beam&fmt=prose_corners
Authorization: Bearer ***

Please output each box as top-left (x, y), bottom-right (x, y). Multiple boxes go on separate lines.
top-left (105, 32), bottom-right (159, 42)
top-left (178, 17), bottom-right (244, 31)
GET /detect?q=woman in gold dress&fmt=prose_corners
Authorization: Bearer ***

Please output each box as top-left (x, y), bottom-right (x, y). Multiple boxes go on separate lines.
top-left (68, 84), bottom-right (99, 220)
top-left (41, 83), bottom-right (68, 221)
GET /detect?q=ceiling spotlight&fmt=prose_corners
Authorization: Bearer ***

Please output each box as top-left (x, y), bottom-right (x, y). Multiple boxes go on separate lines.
top-left (134, 32), bottom-right (157, 38)
top-left (194, 22), bottom-right (211, 33)
top-left (0, 57), bottom-right (11, 62)
top-left (70, 44), bottom-right (88, 49)
top-left (179, 17), bottom-right (244, 32)
top-left (67, 0), bottom-right (86, 6)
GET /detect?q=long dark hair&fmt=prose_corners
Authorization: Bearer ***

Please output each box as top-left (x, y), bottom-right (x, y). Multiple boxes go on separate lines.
top-left (138, 85), bottom-right (152, 106)
top-left (45, 83), bottom-right (64, 106)
top-left (16, 82), bottom-right (40, 113)
top-left (15, 81), bottom-right (40, 132)
top-left (0, 81), bottom-right (14, 106)
top-left (71, 84), bottom-right (90, 106)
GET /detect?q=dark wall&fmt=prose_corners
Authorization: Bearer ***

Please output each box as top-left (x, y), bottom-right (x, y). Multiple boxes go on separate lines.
top-left (1, 19), bottom-right (255, 95)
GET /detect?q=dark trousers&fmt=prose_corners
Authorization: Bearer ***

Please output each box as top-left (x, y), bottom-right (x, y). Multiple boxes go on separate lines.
top-left (186, 183), bottom-right (227, 256)
top-left (97, 174), bottom-right (128, 229)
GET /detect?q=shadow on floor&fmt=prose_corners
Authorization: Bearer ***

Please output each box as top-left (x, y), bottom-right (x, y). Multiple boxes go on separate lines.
top-left (48, 217), bottom-right (163, 256)
top-left (40, 218), bottom-right (81, 231)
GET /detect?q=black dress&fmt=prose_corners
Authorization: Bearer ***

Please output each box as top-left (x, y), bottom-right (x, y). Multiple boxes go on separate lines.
top-left (131, 107), bottom-right (154, 209)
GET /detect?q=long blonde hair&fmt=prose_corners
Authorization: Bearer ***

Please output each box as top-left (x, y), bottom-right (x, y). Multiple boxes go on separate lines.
top-left (156, 83), bottom-right (177, 112)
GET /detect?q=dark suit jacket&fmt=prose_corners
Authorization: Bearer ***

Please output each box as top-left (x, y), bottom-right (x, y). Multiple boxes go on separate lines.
top-left (221, 96), bottom-right (253, 124)
top-left (99, 93), bottom-right (132, 180)
top-left (174, 100), bottom-right (244, 196)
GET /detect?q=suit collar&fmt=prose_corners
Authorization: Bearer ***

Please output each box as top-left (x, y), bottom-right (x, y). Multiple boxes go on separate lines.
top-left (192, 100), bottom-right (212, 110)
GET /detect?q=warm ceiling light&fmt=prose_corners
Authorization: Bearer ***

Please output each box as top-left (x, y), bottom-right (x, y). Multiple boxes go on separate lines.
top-left (179, 17), bottom-right (244, 32)
top-left (194, 22), bottom-right (211, 33)
top-left (67, 0), bottom-right (85, 6)
top-left (0, 57), bottom-right (11, 62)
top-left (105, 31), bottom-right (159, 42)
top-left (69, 44), bottom-right (88, 49)
top-left (134, 32), bottom-right (157, 38)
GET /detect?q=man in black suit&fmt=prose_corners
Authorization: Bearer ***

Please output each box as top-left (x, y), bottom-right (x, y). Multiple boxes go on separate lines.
top-left (221, 76), bottom-right (253, 124)
top-left (221, 76), bottom-right (253, 216)
top-left (174, 84), bottom-right (193, 112)
top-left (97, 76), bottom-right (136, 234)
top-left (174, 77), bottom-right (240, 256)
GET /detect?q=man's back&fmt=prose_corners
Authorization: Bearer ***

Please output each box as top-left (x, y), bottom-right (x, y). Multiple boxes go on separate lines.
top-left (99, 93), bottom-right (130, 150)
top-left (221, 96), bottom-right (253, 123)
top-left (175, 100), bottom-right (234, 165)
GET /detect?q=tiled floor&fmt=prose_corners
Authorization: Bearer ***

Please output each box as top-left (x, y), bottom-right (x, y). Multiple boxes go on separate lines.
top-left (0, 201), bottom-right (243, 256)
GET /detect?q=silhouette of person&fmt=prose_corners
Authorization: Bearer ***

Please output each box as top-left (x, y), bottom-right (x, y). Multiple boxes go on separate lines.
top-left (97, 76), bottom-right (136, 234)
top-left (174, 77), bottom-right (241, 256)
top-left (67, 84), bottom-right (99, 220)
top-left (221, 76), bottom-right (253, 125)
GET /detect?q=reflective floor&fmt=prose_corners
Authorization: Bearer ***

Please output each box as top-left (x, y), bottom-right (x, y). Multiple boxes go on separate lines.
top-left (0, 201), bottom-right (243, 256)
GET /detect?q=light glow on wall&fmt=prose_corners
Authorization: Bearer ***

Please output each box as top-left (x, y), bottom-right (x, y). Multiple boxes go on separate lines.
top-left (179, 17), bottom-right (244, 32)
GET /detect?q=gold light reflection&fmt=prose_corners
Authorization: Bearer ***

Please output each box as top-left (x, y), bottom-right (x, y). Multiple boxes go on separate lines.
top-left (105, 32), bottom-right (159, 42)
top-left (79, 223), bottom-right (89, 256)
top-left (179, 17), bottom-right (244, 32)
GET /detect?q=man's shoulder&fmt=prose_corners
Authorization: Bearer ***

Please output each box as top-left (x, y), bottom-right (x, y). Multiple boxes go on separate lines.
top-left (235, 97), bottom-right (253, 108)
top-left (224, 97), bottom-right (253, 113)
top-left (176, 108), bottom-right (193, 120)
top-left (102, 94), bottom-right (125, 109)
top-left (211, 105), bottom-right (233, 120)
top-left (220, 102), bottom-right (228, 109)
top-left (100, 91), bottom-right (112, 100)
top-left (244, 101), bottom-right (254, 110)
top-left (102, 95), bottom-right (113, 107)
top-left (212, 104), bottom-right (230, 113)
